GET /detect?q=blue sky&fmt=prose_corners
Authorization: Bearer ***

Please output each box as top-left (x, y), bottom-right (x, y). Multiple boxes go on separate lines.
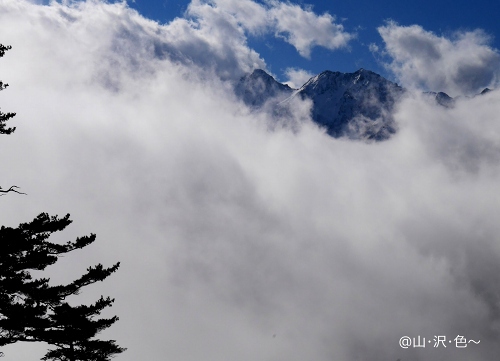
top-left (127, 0), bottom-right (500, 82)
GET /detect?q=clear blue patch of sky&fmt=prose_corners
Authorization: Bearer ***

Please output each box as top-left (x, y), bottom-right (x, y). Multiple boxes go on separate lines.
top-left (125, 0), bottom-right (500, 82)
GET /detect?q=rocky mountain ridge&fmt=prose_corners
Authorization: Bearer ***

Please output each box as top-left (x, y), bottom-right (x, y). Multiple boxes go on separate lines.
top-left (235, 68), bottom-right (492, 140)
top-left (290, 69), bottom-right (404, 140)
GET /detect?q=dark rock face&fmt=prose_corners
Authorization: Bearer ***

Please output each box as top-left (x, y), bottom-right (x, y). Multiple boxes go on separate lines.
top-left (425, 91), bottom-right (456, 107)
top-left (426, 87), bottom-right (494, 108)
top-left (435, 92), bottom-right (455, 107)
top-left (234, 69), bottom-right (293, 108)
top-left (235, 68), bottom-right (405, 141)
top-left (292, 69), bottom-right (405, 140)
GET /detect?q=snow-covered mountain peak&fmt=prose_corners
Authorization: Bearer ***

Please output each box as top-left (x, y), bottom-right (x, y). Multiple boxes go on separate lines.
top-left (234, 68), bottom-right (495, 141)
top-left (299, 68), bottom-right (386, 93)
top-left (234, 68), bottom-right (405, 140)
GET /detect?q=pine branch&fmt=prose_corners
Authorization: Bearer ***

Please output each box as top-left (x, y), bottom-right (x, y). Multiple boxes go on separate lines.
top-left (0, 44), bottom-right (11, 58)
top-left (0, 186), bottom-right (26, 196)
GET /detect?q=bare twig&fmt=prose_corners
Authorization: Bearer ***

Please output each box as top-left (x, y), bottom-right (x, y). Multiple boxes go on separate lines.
top-left (0, 185), bottom-right (27, 196)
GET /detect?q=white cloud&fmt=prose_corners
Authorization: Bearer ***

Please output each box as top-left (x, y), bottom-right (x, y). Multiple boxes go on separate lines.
top-left (268, 0), bottom-right (354, 58)
top-left (188, 0), bottom-right (354, 61)
top-left (368, 42), bottom-right (379, 53)
top-left (1, 2), bottom-right (500, 361)
top-left (80, 0), bottom-right (354, 80)
top-left (175, 0), bottom-right (268, 79)
top-left (190, 0), bottom-right (270, 35)
top-left (378, 21), bottom-right (500, 96)
top-left (283, 67), bottom-right (314, 88)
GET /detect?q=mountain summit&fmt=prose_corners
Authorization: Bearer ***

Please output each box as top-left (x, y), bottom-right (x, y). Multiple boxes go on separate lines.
top-left (292, 69), bottom-right (404, 140)
top-left (234, 69), bottom-right (293, 108)
top-left (235, 68), bottom-right (405, 140)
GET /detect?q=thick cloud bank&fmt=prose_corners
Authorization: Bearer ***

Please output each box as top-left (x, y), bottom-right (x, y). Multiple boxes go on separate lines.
top-left (378, 21), bottom-right (500, 96)
top-left (47, 0), bottom-right (353, 81)
top-left (1, 1), bottom-right (500, 361)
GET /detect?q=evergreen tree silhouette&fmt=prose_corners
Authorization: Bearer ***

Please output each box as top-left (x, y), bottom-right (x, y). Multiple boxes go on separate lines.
top-left (0, 213), bottom-right (126, 360)
top-left (0, 42), bottom-right (124, 359)
top-left (0, 44), bottom-right (16, 135)
top-left (0, 43), bottom-right (24, 196)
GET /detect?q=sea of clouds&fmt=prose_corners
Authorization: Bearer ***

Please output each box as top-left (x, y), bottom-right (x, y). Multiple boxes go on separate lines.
top-left (1, 1), bottom-right (500, 361)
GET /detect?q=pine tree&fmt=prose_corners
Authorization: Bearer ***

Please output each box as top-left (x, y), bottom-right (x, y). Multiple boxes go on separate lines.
top-left (41, 297), bottom-right (124, 361)
top-left (0, 42), bottom-right (123, 359)
top-left (0, 213), bottom-right (125, 360)
top-left (0, 44), bottom-right (16, 135)
top-left (0, 43), bottom-right (24, 196)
